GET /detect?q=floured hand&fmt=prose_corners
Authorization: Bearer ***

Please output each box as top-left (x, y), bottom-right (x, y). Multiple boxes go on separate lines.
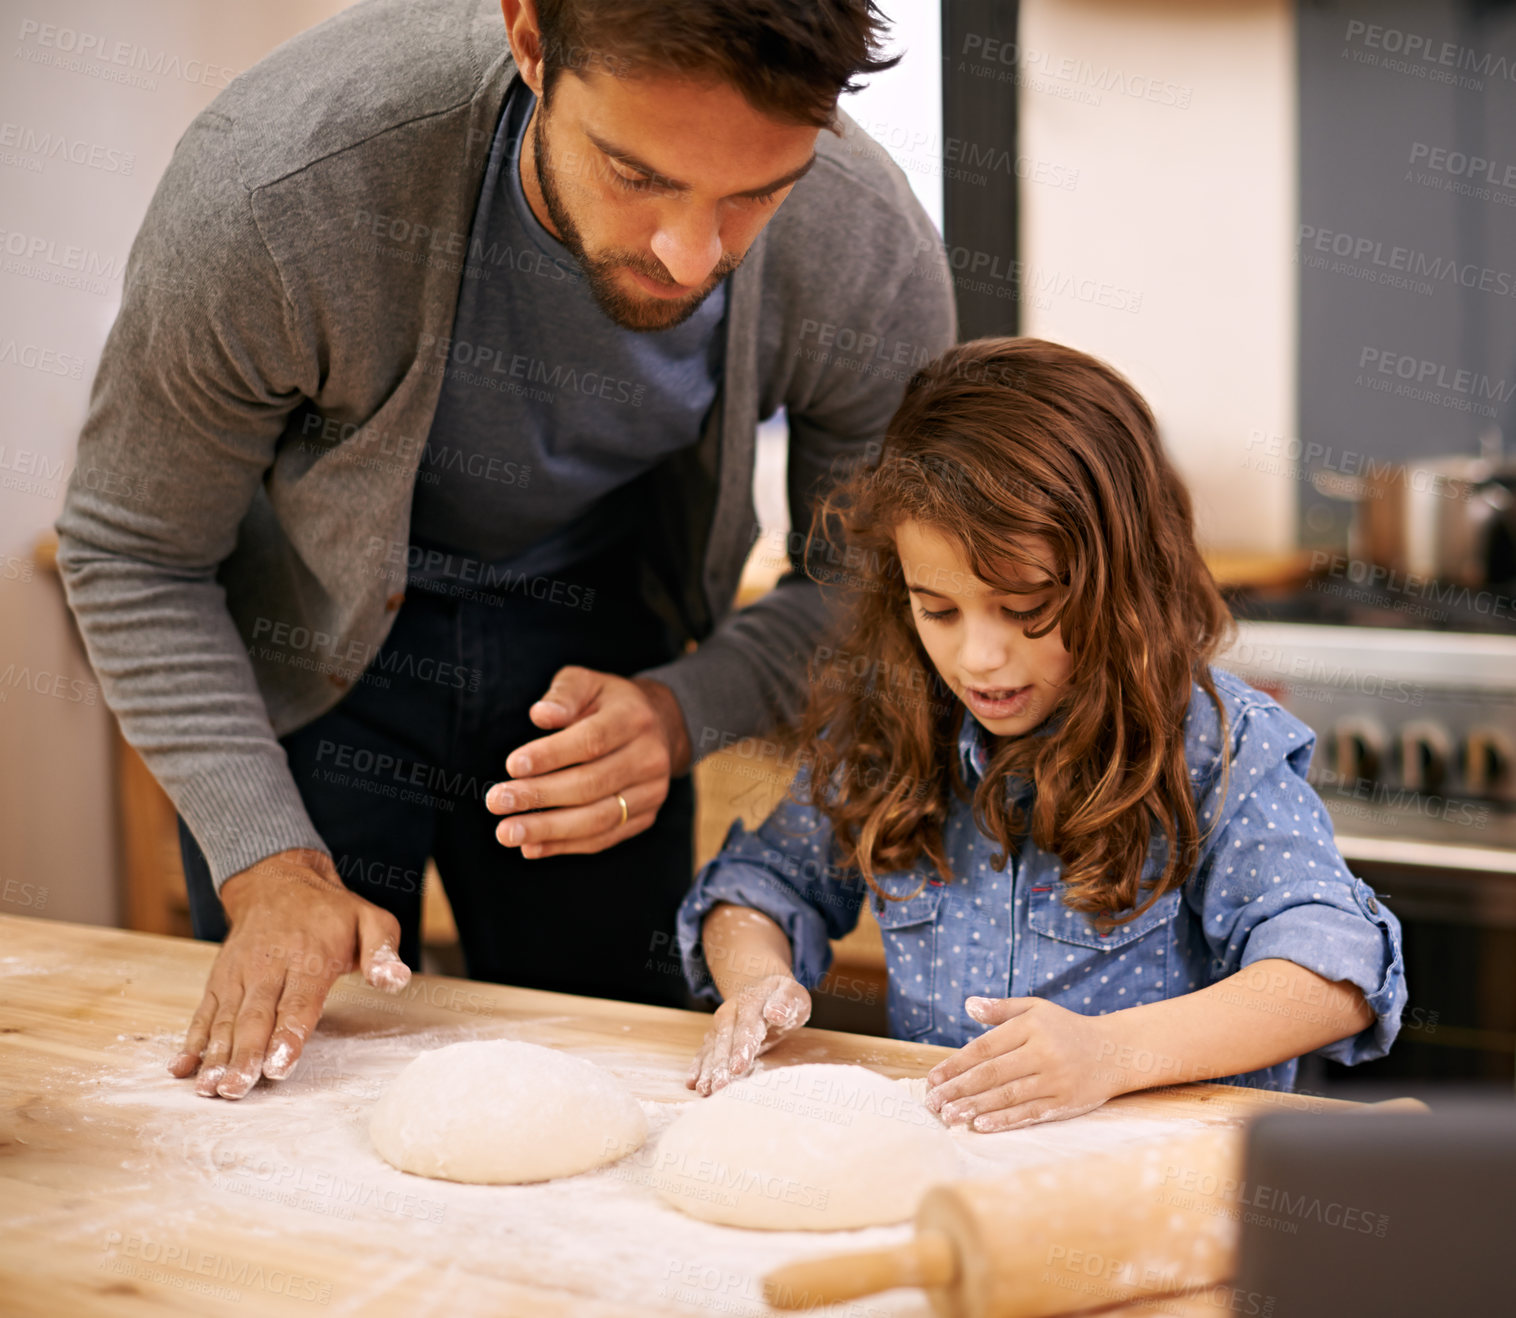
top-left (168, 848), bottom-right (411, 1099)
top-left (686, 973), bottom-right (811, 1096)
top-left (923, 995), bottom-right (1116, 1131)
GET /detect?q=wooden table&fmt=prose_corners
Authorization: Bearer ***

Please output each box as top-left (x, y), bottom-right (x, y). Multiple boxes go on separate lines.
top-left (0, 915), bottom-right (1353, 1317)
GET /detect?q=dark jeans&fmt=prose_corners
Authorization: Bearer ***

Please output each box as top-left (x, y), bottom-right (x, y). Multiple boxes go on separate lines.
top-left (178, 540), bottom-right (695, 1008)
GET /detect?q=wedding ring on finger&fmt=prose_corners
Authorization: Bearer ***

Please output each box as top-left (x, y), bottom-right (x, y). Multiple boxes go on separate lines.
top-left (614, 791), bottom-right (629, 827)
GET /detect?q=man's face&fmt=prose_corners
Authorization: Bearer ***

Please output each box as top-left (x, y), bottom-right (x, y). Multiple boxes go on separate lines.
top-left (528, 70), bottom-right (821, 331)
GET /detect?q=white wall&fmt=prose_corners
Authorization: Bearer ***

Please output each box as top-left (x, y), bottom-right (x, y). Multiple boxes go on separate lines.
top-left (752, 0), bottom-right (944, 554)
top-left (759, 1), bottom-right (1300, 561)
top-left (1017, 0), bottom-right (1298, 553)
top-left (1, 0), bottom-right (355, 563)
top-left (839, 0), bottom-right (944, 232)
top-left (0, 0), bottom-right (353, 926)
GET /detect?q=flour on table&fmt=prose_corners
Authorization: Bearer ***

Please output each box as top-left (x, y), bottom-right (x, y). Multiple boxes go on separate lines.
top-left (655, 1062), bottom-right (960, 1230)
top-left (71, 1019), bottom-right (1227, 1317)
top-left (369, 1039), bottom-right (647, 1184)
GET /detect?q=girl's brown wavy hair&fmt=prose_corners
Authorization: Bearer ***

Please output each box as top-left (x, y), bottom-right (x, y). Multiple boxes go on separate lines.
top-left (790, 337), bottom-right (1235, 920)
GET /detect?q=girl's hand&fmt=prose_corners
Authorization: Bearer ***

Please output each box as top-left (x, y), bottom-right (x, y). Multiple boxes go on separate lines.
top-left (686, 973), bottom-right (812, 1097)
top-left (923, 995), bottom-right (1118, 1131)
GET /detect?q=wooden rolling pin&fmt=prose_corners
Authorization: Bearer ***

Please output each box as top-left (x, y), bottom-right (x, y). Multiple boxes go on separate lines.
top-left (765, 1099), bottom-right (1427, 1318)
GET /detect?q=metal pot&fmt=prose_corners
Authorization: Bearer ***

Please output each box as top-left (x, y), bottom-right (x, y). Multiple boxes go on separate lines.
top-left (1313, 430), bottom-right (1516, 588)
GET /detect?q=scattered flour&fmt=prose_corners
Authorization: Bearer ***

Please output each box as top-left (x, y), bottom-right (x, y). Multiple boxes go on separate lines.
top-left (42, 1018), bottom-right (1223, 1316)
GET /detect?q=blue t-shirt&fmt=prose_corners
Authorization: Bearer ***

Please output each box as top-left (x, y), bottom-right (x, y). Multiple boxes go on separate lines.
top-left (408, 78), bottom-right (728, 583)
top-left (677, 667), bottom-right (1407, 1091)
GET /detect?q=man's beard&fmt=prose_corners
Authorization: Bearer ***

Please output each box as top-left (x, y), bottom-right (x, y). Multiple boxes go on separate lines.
top-left (532, 107), bottom-right (742, 333)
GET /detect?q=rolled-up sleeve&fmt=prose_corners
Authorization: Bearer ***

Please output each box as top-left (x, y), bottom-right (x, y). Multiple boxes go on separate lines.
top-left (1188, 700), bottom-right (1407, 1065)
top-left (677, 789), bottom-right (867, 1003)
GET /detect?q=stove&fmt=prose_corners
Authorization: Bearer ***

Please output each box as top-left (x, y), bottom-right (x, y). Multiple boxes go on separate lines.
top-left (1215, 599), bottom-right (1516, 1092)
top-left (1218, 618), bottom-right (1516, 845)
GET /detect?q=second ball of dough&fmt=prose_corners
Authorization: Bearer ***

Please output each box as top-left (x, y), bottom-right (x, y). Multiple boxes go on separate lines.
top-left (655, 1062), bottom-right (959, 1229)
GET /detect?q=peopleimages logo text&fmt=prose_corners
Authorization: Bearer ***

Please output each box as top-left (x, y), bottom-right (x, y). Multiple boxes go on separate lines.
top-left (1409, 142), bottom-right (1516, 188)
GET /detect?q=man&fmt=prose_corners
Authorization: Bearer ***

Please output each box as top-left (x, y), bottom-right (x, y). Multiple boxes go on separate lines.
top-left (55, 0), bottom-right (953, 1099)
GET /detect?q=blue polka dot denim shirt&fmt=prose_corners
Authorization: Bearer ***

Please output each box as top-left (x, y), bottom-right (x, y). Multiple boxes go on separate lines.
top-left (677, 667), bottom-right (1407, 1090)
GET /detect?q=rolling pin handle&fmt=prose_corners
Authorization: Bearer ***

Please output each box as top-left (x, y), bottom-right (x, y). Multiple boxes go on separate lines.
top-left (1361, 1097), bottom-right (1430, 1114)
top-left (763, 1230), bottom-right (957, 1310)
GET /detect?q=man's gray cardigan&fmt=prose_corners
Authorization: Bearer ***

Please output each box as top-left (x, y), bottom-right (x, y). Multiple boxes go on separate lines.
top-left (53, 0), bottom-right (956, 888)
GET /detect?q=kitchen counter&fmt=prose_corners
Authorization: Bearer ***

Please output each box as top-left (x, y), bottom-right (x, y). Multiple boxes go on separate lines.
top-left (1330, 801), bottom-right (1516, 876)
top-left (0, 914), bottom-right (1353, 1317)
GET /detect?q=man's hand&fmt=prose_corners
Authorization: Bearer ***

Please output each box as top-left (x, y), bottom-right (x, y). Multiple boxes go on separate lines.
top-left (687, 972), bottom-right (812, 1097)
top-left (167, 848), bottom-right (411, 1099)
top-left (923, 996), bottom-right (1116, 1131)
top-left (487, 667), bottom-right (692, 858)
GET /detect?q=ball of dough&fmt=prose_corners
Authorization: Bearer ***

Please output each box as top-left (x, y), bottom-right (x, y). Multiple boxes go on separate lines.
top-left (369, 1040), bottom-right (647, 1184)
top-left (655, 1063), bottom-right (959, 1229)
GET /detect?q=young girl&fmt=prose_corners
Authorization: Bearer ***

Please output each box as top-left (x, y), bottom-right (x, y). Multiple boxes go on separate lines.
top-left (678, 337), bottom-right (1405, 1131)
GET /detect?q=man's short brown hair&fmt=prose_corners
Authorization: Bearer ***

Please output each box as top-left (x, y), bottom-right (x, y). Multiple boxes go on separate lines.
top-left (536, 0), bottom-right (899, 129)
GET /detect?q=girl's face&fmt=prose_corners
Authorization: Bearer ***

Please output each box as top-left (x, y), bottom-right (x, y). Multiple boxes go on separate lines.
top-left (895, 519), bottom-right (1073, 739)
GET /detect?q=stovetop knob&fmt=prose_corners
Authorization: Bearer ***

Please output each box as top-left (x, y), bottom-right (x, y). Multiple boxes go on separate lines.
top-left (1464, 727), bottom-right (1514, 798)
top-left (1332, 715), bottom-right (1389, 788)
top-left (1399, 720), bottom-right (1454, 797)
